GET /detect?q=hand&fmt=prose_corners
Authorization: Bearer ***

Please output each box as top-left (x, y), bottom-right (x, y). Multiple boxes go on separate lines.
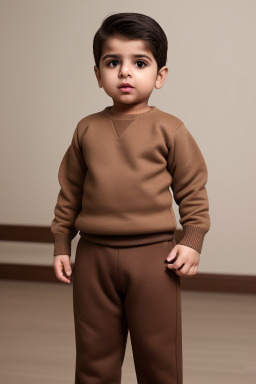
top-left (53, 255), bottom-right (72, 284)
top-left (165, 244), bottom-right (200, 277)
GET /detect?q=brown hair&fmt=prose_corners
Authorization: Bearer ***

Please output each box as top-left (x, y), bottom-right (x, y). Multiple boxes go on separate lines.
top-left (93, 12), bottom-right (168, 72)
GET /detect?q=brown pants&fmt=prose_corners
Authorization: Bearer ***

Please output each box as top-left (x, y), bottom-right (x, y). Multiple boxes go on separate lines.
top-left (72, 237), bottom-right (183, 384)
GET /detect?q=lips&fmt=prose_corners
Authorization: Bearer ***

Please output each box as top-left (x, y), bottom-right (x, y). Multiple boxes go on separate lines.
top-left (119, 83), bottom-right (134, 93)
top-left (119, 83), bottom-right (134, 88)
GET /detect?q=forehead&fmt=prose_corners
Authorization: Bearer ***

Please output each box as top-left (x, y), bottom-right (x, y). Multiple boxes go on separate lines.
top-left (101, 36), bottom-right (153, 58)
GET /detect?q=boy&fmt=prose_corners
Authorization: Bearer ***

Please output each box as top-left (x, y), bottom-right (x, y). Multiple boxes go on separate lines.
top-left (51, 12), bottom-right (210, 384)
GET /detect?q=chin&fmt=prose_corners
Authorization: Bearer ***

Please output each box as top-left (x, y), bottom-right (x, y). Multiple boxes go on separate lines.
top-left (112, 97), bottom-right (135, 104)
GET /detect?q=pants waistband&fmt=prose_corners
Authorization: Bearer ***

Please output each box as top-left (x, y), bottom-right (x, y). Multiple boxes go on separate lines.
top-left (79, 231), bottom-right (175, 247)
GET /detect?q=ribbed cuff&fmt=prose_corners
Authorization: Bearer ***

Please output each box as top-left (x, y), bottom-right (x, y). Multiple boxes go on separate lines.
top-left (178, 225), bottom-right (208, 253)
top-left (53, 234), bottom-right (72, 256)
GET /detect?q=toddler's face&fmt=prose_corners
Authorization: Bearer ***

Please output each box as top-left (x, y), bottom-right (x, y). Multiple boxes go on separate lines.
top-left (94, 35), bottom-right (167, 110)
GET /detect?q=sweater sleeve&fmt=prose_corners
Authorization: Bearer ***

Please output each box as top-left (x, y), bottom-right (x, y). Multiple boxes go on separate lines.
top-left (167, 122), bottom-right (211, 253)
top-left (50, 122), bottom-right (87, 256)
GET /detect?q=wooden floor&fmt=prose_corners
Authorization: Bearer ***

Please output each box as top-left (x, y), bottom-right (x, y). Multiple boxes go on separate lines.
top-left (0, 279), bottom-right (255, 384)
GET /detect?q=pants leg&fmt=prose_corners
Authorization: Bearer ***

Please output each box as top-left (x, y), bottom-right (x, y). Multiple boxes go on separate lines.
top-left (72, 237), bottom-right (183, 384)
top-left (72, 238), bottom-right (128, 384)
top-left (118, 239), bottom-right (183, 384)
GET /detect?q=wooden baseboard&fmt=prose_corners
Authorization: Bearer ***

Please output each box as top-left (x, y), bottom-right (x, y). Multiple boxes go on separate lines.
top-left (0, 263), bottom-right (255, 294)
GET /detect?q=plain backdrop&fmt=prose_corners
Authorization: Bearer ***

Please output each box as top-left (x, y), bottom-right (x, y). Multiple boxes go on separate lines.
top-left (0, 0), bottom-right (255, 275)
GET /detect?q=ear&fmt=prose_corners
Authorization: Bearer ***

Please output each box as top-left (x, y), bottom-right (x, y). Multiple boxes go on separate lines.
top-left (94, 65), bottom-right (103, 88)
top-left (155, 66), bottom-right (168, 89)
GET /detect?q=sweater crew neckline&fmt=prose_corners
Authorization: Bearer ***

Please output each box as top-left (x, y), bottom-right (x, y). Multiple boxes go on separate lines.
top-left (103, 106), bottom-right (158, 120)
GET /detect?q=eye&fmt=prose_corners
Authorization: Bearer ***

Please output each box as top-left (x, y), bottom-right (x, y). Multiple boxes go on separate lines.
top-left (135, 60), bottom-right (147, 68)
top-left (107, 60), bottom-right (119, 67)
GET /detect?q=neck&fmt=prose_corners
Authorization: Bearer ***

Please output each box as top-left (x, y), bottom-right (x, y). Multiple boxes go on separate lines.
top-left (110, 103), bottom-right (151, 115)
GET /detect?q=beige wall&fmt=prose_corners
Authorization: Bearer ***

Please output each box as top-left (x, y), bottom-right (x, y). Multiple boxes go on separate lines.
top-left (1, 0), bottom-right (255, 275)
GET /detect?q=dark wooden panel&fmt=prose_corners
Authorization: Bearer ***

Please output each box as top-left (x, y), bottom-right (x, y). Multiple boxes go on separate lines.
top-left (0, 225), bottom-right (54, 242)
top-left (0, 225), bottom-right (183, 244)
top-left (0, 264), bottom-right (58, 282)
top-left (0, 264), bottom-right (255, 294)
top-left (179, 273), bottom-right (256, 294)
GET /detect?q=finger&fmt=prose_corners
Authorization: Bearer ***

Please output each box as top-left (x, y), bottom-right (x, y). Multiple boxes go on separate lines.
top-left (56, 268), bottom-right (72, 283)
top-left (55, 263), bottom-right (72, 283)
top-left (166, 245), bottom-right (178, 262)
top-left (164, 256), bottom-right (177, 266)
top-left (167, 260), bottom-right (184, 270)
top-left (175, 264), bottom-right (187, 276)
top-left (185, 268), bottom-right (195, 278)
top-left (63, 259), bottom-right (72, 277)
top-left (185, 265), bottom-right (198, 278)
top-left (177, 263), bottom-right (185, 271)
top-left (60, 276), bottom-right (72, 284)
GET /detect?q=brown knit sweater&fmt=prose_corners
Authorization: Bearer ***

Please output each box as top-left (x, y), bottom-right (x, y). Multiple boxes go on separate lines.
top-left (51, 106), bottom-right (210, 256)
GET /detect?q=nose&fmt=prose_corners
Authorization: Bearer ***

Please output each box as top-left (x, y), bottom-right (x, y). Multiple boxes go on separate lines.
top-left (119, 62), bottom-right (132, 78)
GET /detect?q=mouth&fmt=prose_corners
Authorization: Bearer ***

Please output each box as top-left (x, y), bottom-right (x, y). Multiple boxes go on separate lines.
top-left (119, 83), bottom-right (134, 92)
top-left (119, 83), bottom-right (134, 88)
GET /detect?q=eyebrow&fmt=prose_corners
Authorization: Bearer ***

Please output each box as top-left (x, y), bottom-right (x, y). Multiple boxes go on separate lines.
top-left (102, 54), bottom-right (152, 62)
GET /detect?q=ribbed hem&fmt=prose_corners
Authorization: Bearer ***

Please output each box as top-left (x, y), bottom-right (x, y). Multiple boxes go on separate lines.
top-left (79, 231), bottom-right (175, 247)
top-left (53, 234), bottom-right (72, 256)
top-left (178, 225), bottom-right (208, 253)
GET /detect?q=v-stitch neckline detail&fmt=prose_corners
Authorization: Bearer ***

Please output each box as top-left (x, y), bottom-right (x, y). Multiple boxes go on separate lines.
top-left (102, 106), bottom-right (158, 138)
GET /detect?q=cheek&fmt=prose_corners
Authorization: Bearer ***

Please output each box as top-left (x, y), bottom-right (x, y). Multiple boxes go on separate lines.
top-left (137, 68), bottom-right (156, 83)
top-left (137, 75), bottom-right (156, 90)
top-left (101, 72), bottom-right (116, 87)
